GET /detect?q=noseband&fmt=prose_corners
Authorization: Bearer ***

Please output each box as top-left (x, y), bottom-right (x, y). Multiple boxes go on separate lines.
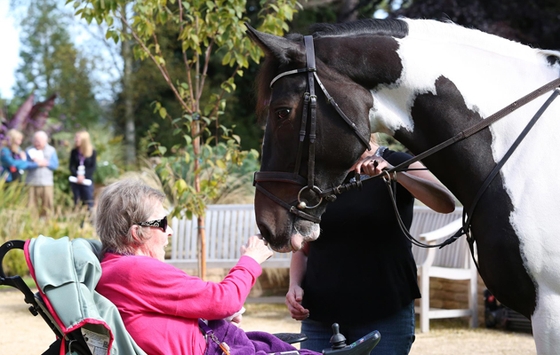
top-left (253, 35), bottom-right (371, 223)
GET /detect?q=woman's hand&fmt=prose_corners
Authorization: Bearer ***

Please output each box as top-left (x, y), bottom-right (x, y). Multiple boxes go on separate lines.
top-left (286, 284), bottom-right (310, 320)
top-left (241, 235), bottom-right (273, 264)
top-left (352, 148), bottom-right (455, 213)
top-left (353, 153), bottom-right (390, 177)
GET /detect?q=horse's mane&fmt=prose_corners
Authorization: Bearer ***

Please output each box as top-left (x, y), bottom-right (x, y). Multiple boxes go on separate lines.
top-left (310, 18), bottom-right (408, 39)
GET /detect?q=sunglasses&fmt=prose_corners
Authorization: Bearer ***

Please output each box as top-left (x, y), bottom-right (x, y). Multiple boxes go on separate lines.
top-left (135, 216), bottom-right (168, 232)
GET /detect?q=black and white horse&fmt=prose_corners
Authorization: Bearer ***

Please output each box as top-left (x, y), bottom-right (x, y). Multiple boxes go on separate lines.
top-left (247, 18), bottom-right (560, 353)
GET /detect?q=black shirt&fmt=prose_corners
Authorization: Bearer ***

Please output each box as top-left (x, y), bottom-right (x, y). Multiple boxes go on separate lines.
top-left (69, 148), bottom-right (97, 180)
top-left (302, 148), bottom-right (421, 324)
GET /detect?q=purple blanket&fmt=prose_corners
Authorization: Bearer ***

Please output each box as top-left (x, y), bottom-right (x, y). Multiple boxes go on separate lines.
top-left (204, 319), bottom-right (319, 355)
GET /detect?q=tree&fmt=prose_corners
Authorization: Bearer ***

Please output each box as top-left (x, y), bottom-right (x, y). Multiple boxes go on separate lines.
top-left (69, 0), bottom-right (300, 278)
top-left (12, 0), bottom-right (102, 131)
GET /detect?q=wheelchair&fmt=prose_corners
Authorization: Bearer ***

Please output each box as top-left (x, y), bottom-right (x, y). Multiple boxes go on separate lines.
top-left (1, 238), bottom-right (381, 355)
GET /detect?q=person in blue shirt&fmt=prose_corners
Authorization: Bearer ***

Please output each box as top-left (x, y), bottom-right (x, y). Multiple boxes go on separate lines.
top-left (0, 129), bottom-right (45, 184)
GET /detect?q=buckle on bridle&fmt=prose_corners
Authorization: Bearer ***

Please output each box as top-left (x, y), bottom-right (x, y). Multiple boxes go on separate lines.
top-left (297, 185), bottom-right (323, 210)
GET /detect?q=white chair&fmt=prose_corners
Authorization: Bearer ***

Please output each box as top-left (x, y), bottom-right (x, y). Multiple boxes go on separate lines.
top-left (414, 218), bottom-right (478, 333)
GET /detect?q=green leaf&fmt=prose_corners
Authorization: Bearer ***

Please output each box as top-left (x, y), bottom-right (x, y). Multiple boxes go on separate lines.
top-left (176, 178), bottom-right (188, 192)
top-left (159, 107), bottom-right (167, 118)
top-left (216, 159), bottom-right (227, 169)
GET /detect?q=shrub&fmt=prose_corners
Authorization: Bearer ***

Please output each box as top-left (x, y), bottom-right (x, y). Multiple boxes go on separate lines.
top-left (0, 180), bottom-right (96, 277)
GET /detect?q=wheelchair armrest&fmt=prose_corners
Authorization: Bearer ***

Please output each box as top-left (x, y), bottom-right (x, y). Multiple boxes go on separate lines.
top-left (0, 240), bottom-right (25, 279)
top-left (273, 332), bottom-right (308, 344)
top-left (0, 240), bottom-right (36, 305)
top-left (322, 330), bottom-right (381, 355)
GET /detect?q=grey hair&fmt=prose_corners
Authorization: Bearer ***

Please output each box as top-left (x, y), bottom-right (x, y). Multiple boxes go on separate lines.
top-left (34, 130), bottom-right (48, 141)
top-left (95, 178), bottom-right (166, 255)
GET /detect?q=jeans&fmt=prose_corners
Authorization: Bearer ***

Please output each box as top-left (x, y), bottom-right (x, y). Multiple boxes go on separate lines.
top-left (71, 182), bottom-right (94, 209)
top-left (300, 301), bottom-right (416, 355)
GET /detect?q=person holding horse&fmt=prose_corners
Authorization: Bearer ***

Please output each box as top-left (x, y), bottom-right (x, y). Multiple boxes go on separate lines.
top-left (95, 178), bottom-right (357, 355)
top-left (285, 135), bottom-right (456, 355)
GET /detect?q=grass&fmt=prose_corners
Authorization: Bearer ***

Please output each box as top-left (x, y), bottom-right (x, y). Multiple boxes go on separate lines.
top-left (0, 180), bottom-right (97, 277)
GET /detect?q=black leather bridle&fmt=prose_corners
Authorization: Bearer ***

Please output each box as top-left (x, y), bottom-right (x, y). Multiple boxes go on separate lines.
top-left (253, 35), bottom-right (371, 223)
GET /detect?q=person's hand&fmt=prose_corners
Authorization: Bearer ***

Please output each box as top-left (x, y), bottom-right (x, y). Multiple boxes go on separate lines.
top-left (77, 175), bottom-right (85, 184)
top-left (225, 307), bottom-right (245, 326)
top-left (352, 152), bottom-right (392, 177)
top-left (286, 284), bottom-right (310, 320)
top-left (230, 313), bottom-right (242, 326)
top-left (35, 158), bottom-right (48, 167)
top-left (241, 234), bottom-right (273, 264)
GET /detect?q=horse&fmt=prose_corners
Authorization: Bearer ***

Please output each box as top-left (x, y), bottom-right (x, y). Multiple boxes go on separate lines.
top-left (246, 18), bottom-right (560, 354)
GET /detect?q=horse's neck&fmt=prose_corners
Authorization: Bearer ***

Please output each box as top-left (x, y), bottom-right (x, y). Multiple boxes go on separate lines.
top-left (365, 20), bottom-right (560, 137)
top-left (363, 21), bottom-right (560, 208)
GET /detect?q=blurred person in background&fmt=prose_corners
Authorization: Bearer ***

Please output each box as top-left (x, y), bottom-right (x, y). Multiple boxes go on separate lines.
top-left (1, 129), bottom-right (45, 185)
top-left (69, 130), bottom-right (96, 209)
top-left (25, 130), bottom-right (58, 216)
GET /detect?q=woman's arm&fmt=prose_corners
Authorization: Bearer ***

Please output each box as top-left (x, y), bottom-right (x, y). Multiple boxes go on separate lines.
top-left (353, 151), bottom-right (455, 213)
top-left (393, 161), bottom-right (456, 213)
top-left (1, 148), bottom-right (36, 170)
top-left (286, 244), bottom-right (310, 320)
top-left (69, 149), bottom-right (78, 176)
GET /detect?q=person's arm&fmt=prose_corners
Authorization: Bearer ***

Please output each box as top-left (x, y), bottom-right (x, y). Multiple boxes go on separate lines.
top-left (285, 243), bottom-right (310, 320)
top-left (48, 150), bottom-right (59, 171)
top-left (354, 151), bottom-right (455, 213)
top-left (69, 149), bottom-right (78, 176)
top-left (393, 161), bottom-right (455, 213)
top-left (1, 148), bottom-right (37, 170)
top-left (89, 150), bottom-right (97, 170)
top-left (1, 148), bottom-right (16, 168)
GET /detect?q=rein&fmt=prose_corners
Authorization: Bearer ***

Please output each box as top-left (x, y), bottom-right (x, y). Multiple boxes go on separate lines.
top-left (328, 79), bottom-right (560, 249)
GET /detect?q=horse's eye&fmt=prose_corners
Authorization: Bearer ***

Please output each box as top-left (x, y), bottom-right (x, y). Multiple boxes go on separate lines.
top-left (275, 108), bottom-right (291, 120)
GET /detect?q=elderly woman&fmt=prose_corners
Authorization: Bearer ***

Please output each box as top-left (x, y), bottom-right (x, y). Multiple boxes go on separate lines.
top-left (94, 178), bottom-right (325, 355)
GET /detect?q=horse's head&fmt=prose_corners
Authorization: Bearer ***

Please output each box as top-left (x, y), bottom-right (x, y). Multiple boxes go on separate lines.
top-left (246, 25), bottom-right (373, 252)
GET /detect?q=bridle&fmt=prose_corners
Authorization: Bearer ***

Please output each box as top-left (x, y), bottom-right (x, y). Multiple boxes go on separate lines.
top-left (253, 35), bottom-right (371, 223)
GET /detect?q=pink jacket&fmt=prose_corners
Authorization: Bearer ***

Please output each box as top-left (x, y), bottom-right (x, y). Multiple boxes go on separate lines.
top-left (96, 253), bottom-right (262, 355)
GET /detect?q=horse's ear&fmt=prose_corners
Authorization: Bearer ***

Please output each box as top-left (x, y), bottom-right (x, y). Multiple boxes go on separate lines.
top-left (245, 23), bottom-right (304, 65)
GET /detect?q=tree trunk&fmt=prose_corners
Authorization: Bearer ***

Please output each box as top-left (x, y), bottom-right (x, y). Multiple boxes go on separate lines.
top-left (121, 11), bottom-right (136, 166)
top-left (193, 118), bottom-right (206, 279)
